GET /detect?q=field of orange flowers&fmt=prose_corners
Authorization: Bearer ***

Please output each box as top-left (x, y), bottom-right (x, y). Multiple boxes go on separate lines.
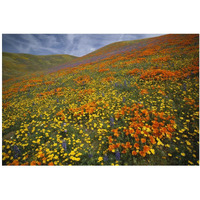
top-left (2, 34), bottom-right (199, 165)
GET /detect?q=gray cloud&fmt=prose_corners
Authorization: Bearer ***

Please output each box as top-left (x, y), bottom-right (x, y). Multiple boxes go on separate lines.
top-left (3, 34), bottom-right (164, 57)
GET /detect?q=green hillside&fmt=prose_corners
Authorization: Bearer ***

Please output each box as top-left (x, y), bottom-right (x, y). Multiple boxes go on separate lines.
top-left (2, 52), bottom-right (78, 80)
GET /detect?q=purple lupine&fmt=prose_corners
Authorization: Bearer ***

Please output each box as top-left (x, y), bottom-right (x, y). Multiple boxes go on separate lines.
top-left (124, 80), bottom-right (127, 87)
top-left (115, 82), bottom-right (118, 87)
top-left (123, 97), bottom-right (126, 103)
top-left (110, 116), bottom-right (114, 126)
top-left (57, 99), bottom-right (59, 103)
top-left (115, 151), bottom-right (120, 160)
top-left (62, 140), bottom-right (67, 151)
top-left (88, 154), bottom-right (93, 158)
top-left (103, 155), bottom-right (108, 162)
top-left (183, 83), bottom-right (187, 91)
top-left (13, 145), bottom-right (20, 158)
top-left (102, 92), bottom-right (105, 97)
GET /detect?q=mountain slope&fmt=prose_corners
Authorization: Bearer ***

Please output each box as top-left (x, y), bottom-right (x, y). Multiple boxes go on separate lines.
top-left (2, 52), bottom-right (78, 80)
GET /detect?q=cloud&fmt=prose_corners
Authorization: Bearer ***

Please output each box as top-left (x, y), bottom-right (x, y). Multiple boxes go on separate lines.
top-left (3, 34), bottom-right (164, 57)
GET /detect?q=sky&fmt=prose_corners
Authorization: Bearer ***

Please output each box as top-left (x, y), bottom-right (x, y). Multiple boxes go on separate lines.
top-left (2, 34), bottom-right (163, 57)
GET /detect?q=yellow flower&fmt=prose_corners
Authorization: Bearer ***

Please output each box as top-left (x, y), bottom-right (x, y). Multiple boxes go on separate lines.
top-left (146, 128), bottom-right (151, 133)
top-left (45, 133), bottom-right (49, 137)
top-left (188, 160), bottom-right (193, 165)
top-left (168, 153), bottom-right (172, 157)
top-left (150, 149), bottom-right (155, 155)
top-left (76, 157), bottom-right (80, 161)
top-left (181, 153), bottom-right (185, 156)
top-left (98, 157), bottom-right (103, 162)
top-left (70, 151), bottom-right (75, 156)
top-left (186, 140), bottom-right (191, 146)
top-left (157, 138), bottom-right (164, 146)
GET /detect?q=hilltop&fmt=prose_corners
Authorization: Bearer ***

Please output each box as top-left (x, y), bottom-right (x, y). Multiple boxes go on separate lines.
top-left (2, 52), bottom-right (78, 80)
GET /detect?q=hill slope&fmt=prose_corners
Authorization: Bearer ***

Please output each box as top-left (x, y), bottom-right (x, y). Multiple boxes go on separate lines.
top-left (2, 34), bottom-right (199, 166)
top-left (2, 52), bottom-right (78, 80)
top-left (52, 34), bottom-right (199, 72)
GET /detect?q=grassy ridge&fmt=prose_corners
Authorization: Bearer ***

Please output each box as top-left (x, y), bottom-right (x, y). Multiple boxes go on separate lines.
top-left (2, 52), bottom-right (78, 80)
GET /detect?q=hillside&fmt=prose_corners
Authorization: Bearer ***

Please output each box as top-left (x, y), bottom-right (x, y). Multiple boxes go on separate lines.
top-left (2, 34), bottom-right (199, 166)
top-left (2, 52), bottom-right (78, 80)
top-left (51, 34), bottom-right (199, 72)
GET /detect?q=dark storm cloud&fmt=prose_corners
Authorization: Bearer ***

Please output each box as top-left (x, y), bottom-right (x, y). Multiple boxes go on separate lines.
top-left (2, 34), bottom-right (163, 57)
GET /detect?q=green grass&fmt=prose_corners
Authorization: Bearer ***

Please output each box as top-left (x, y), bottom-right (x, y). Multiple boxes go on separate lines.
top-left (2, 52), bottom-right (78, 80)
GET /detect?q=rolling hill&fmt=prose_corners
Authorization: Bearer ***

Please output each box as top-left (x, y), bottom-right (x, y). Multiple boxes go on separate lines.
top-left (2, 52), bottom-right (78, 80)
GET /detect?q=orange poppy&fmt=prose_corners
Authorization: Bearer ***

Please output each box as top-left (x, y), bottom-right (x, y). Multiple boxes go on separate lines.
top-left (48, 162), bottom-right (54, 166)
top-left (12, 159), bottom-right (19, 166)
top-left (126, 142), bottom-right (132, 148)
top-left (132, 151), bottom-right (137, 156)
top-left (37, 161), bottom-right (42, 165)
top-left (139, 151), bottom-right (146, 157)
top-left (149, 136), bottom-right (156, 144)
top-left (135, 137), bottom-right (140, 142)
top-left (116, 143), bottom-right (121, 148)
top-left (30, 161), bottom-right (37, 166)
top-left (122, 149), bottom-right (127, 154)
top-left (108, 144), bottom-right (115, 151)
top-left (143, 145), bottom-right (150, 153)
top-left (134, 143), bottom-right (140, 149)
top-left (141, 138), bottom-right (146, 143)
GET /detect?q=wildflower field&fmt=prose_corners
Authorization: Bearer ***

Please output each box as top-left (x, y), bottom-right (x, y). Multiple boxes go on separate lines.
top-left (2, 34), bottom-right (199, 166)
